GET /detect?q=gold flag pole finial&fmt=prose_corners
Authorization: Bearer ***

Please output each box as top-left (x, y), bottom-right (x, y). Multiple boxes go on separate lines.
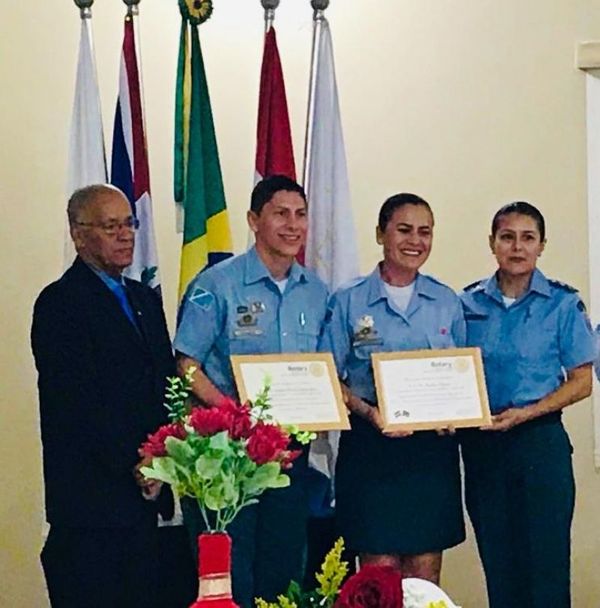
top-left (73, 0), bottom-right (94, 19)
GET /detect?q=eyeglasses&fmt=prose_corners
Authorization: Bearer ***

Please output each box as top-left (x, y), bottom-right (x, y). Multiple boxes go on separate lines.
top-left (75, 217), bottom-right (140, 236)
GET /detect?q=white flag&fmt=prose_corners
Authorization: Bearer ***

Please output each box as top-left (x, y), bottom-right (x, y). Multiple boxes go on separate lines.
top-left (304, 19), bottom-right (359, 482)
top-left (304, 18), bottom-right (359, 292)
top-left (63, 17), bottom-right (107, 266)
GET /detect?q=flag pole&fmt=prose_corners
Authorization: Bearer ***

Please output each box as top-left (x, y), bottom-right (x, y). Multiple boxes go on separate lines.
top-left (122, 0), bottom-right (147, 129)
top-left (302, 0), bottom-right (329, 194)
top-left (73, 0), bottom-right (93, 19)
top-left (261, 0), bottom-right (280, 34)
top-left (122, 0), bottom-right (140, 17)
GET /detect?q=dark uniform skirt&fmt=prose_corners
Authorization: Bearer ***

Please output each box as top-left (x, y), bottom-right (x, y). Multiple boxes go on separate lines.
top-left (335, 413), bottom-right (465, 555)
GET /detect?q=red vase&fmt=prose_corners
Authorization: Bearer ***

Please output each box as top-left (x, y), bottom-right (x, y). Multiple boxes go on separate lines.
top-left (190, 532), bottom-right (239, 608)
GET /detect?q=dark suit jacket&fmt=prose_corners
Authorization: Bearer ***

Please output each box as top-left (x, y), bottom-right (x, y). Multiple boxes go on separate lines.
top-left (31, 257), bottom-right (175, 527)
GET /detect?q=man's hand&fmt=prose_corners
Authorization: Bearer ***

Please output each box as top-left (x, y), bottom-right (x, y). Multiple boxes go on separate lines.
top-left (435, 424), bottom-right (456, 437)
top-left (482, 407), bottom-right (532, 432)
top-left (133, 456), bottom-right (163, 500)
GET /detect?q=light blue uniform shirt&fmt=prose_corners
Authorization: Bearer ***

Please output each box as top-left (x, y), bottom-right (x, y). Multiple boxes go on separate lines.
top-left (460, 269), bottom-right (596, 414)
top-left (320, 267), bottom-right (466, 404)
top-left (174, 246), bottom-right (329, 398)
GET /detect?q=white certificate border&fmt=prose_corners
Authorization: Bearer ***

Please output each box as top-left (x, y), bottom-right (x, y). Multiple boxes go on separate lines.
top-left (372, 347), bottom-right (491, 431)
top-left (230, 352), bottom-right (350, 431)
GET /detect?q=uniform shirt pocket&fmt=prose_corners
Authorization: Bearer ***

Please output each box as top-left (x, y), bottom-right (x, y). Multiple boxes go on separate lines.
top-left (296, 329), bottom-right (320, 353)
top-left (517, 326), bottom-right (558, 362)
top-left (228, 328), bottom-right (267, 355)
top-left (425, 330), bottom-right (455, 349)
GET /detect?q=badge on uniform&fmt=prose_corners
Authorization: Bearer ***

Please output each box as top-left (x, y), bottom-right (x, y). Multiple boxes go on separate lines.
top-left (352, 315), bottom-right (383, 346)
top-left (189, 287), bottom-right (214, 310)
top-left (237, 312), bottom-right (257, 327)
top-left (251, 301), bottom-right (266, 314)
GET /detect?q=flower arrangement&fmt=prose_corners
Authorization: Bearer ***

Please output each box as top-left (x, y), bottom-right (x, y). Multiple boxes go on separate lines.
top-left (140, 367), bottom-right (312, 531)
top-left (255, 539), bottom-right (457, 608)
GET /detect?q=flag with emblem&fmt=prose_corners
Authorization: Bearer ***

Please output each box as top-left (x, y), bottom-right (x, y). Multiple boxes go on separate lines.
top-left (304, 17), bottom-right (358, 291)
top-left (64, 12), bottom-right (107, 266)
top-left (303, 16), bottom-right (359, 483)
top-left (255, 27), bottom-right (296, 183)
top-left (111, 13), bottom-right (160, 291)
top-left (174, 5), bottom-right (233, 299)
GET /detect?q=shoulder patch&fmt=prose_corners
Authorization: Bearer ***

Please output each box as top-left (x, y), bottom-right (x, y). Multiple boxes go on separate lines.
top-left (189, 287), bottom-right (215, 310)
top-left (577, 299), bottom-right (587, 313)
top-left (548, 279), bottom-right (578, 293)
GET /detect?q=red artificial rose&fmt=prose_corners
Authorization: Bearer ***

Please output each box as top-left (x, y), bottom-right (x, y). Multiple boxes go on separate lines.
top-left (246, 422), bottom-right (291, 465)
top-left (189, 406), bottom-right (231, 436)
top-left (218, 397), bottom-right (253, 440)
top-left (334, 565), bottom-right (403, 608)
top-left (140, 423), bottom-right (187, 457)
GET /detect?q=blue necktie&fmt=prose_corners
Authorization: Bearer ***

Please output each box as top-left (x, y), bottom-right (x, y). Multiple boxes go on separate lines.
top-left (112, 283), bottom-right (138, 328)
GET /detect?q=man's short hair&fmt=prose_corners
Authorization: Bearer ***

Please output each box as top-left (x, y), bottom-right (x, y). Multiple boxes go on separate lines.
top-left (250, 175), bottom-right (307, 215)
top-left (67, 184), bottom-right (124, 225)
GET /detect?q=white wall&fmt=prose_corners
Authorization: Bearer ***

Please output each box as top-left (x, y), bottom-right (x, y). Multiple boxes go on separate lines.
top-left (2, 1), bottom-right (600, 606)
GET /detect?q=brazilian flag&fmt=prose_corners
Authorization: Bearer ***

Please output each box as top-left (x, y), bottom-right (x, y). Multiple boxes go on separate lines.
top-left (174, 2), bottom-right (232, 300)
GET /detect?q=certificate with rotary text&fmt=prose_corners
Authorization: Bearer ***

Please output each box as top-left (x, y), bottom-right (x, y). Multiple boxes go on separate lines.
top-left (372, 348), bottom-right (491, 432)
top-left (231, 353), bottom-right (350, 431)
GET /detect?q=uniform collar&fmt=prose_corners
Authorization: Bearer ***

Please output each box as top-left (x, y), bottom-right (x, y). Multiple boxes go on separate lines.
top-left (366, 264), bottom-right (437, 307)
top-left (484, 268), bottom-right (551, 304)
top-left (243, 245), bottom-right (307, 286)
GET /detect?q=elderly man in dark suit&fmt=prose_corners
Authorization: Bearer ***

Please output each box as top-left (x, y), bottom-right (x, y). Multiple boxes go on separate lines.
top-left (31, 184), bottom-right (175, 608)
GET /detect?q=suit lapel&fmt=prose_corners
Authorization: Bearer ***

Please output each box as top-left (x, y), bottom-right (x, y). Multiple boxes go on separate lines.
top-left (69, 258), bottom-right (147, 350)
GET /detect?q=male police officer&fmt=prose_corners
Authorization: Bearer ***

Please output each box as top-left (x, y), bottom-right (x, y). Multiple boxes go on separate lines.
top-left (174, 175), bottom-right (328, 607)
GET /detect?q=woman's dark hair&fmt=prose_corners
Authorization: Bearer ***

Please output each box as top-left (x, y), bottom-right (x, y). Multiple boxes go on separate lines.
top-left (491, 201), bottom-right (546, 241)
top-left (250, 175), bottom-right (306, 215)
top-left (378, 193), bottom-right (433, 232)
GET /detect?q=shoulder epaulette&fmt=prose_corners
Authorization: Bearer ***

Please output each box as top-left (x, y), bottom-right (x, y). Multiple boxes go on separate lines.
top-left (548, 279), bottom-right (578, 293)
top-left (463, 279), bottom-right (485, 292)
top-left (337, 275), bottom-right (367, 292)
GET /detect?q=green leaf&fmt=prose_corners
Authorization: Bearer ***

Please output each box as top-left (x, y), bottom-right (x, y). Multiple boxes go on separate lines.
top-left (269, 474), bottom-right (291, 489)
top-left (243, 462), bottom-right (284, 495)
top-left (209, 431), bottom-right (230, 451)
top-left (141, 458), bottom-right (177, 485)
top-left (204, 485), bottom-right (227, 511)
top-left (195, 454), bottom-right (224, 479)
top-left (165, 436), bottom-right (195, 462)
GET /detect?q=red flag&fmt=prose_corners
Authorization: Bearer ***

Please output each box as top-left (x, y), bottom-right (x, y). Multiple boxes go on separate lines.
top-left (254, 28), bottom-right (296, 182)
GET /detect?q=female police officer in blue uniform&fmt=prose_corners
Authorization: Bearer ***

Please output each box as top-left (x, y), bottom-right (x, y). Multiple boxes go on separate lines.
top-left (460, 202), bottom-right (595, 608)
top-left (320, 193), bottom-right (465, 583)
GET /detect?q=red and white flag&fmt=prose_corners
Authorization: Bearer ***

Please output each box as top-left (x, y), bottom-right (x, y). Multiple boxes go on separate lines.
top-left (254, 27), bottom-right (296, 183)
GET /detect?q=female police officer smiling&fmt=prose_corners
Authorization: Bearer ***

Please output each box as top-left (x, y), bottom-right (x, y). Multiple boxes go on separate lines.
top-left (460, 202), bottom-right (596, 608)
top-left (320, 193), bottom-right (465, 584)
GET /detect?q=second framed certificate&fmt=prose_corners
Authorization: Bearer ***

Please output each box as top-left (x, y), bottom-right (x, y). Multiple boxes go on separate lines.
top-left (230, 353), bottom-right (350, 431)
top-left (372, 347), bottom-right (491, 432)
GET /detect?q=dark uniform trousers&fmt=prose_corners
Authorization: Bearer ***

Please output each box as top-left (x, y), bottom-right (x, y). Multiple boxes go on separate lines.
top-left (460, 413), bottom-right (575, 608)
top-left (42, 523), bottom-right (159, 608)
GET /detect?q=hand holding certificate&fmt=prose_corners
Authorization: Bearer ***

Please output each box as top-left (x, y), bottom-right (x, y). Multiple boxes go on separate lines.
top-left (372, 347), bottom-right (491, 432)
top-left (231, 353), bottom-right (350, 431)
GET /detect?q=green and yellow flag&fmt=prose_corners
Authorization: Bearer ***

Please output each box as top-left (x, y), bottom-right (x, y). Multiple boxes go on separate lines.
top-left (174, 0), bottom-right (232, 300)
